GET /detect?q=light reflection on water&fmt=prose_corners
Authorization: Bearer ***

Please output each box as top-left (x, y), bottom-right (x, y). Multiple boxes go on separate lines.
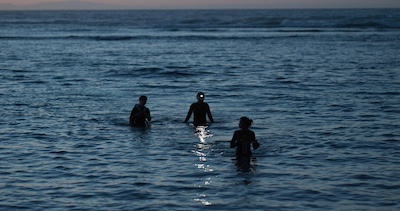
top-left (193, 126), bottom-right (214, 206)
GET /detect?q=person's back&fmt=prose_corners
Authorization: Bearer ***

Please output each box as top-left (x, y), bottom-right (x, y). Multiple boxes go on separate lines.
top-left (230, 117), bottom-right (259, 156)
top-left (191, 101), bottom-right (211, 126)
top-left (130, 96), bottom-right (151, 127)
top-left (232, 129), bottom-right (256, 156)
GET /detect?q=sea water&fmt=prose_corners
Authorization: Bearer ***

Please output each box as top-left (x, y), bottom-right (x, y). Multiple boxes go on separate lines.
top-left (0, 9), bottom-right (400, 210)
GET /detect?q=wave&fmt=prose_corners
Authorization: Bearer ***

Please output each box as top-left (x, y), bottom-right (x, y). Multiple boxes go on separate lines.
top-left (0, 34), bottom-right (305, 41)
top-left (0, 26), bottom-right (388, 42)
top-left (105, 66), bottom-right (211, 78)
top-left (338, 22), bottom-right (390, 29)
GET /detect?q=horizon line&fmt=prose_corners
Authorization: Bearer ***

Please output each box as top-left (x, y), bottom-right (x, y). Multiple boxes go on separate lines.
top-left (1, 7), bottom-right (400, 11)
top-left (1, 1), bottom-right (399, 11)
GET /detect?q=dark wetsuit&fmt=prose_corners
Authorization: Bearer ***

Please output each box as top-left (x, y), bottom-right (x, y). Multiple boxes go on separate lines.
top-left (185, 102), bottom-right (214, 126)
top-left (129, 104), bottom-right (151, 127)
top-left (230, 129), bottom-right (256, 156)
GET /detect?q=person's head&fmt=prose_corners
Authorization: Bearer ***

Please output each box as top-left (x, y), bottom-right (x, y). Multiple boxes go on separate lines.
top-left (197, 92), bottom-right (205, 102)
top-left (139, 95), bottom-right (147, 106)
top-left (239, 117), bottom-right (253, 129)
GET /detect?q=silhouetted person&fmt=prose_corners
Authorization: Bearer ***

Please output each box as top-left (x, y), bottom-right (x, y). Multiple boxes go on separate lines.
top-left (130, 96), bottom-right (151, 127)
top-left (184, 92), bottom-right (214, 126)
top-left (230, 117), bottom-right (260, 172)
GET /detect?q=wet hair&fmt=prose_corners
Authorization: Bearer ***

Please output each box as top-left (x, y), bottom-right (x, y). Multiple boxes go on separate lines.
top-left (240, 117), bottom-right (253, 128)
top-left (139, 95), bottom-right (147, 101)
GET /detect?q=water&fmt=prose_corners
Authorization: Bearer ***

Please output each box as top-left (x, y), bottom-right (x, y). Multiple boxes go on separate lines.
top-left (1, 9), bottom-right (400, 210)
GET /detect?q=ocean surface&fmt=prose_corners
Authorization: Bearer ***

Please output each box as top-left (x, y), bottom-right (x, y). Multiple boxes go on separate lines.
top-left (1, 9), bottom-right (400, 210)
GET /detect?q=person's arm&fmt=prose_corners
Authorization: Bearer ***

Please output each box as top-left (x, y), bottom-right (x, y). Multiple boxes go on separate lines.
top-left (206, 104), bottom-right (214, 123)
top-left (251, 131), bottom-right (260, 149)
top-left (146, 108), bottom-right (151, 122)
top-left (184, 104), bottom-right (193, 123)
top-left (250, 131), bottom-right (256, 142)
top-left (230, 131), bottom-right (238, 148)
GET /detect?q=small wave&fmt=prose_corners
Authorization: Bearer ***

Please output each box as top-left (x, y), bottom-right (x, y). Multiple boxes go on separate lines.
top-left (106, 67), bottom-right (198, 78)
top-left (138, 67), bottom-right (163, 74)
top-left (72, 35), bottom-right (137, 41)
top-left (383, 139), bottom-right (399, 142)
top-left (180, 19), bottom-right (205, 25)
top-left (21, 80), bottom-right (47, 84)
top-left (275, 29), bottom-right (325, 33)
top-left (160, 70), bottom-right (194, 77)
top-left (106, 67), bottom-right (163, 77)
top-left (165, 65), bottom-right (190, 69)
top-left (243, 17), bottom-right (286, 27)
top-left (338, 21), bottom-right (389, 29)
top-left (10, 69), bottom-right (31, 73)
top-left (353, 174), bottom-right (379, 180)
top-left (0, 34), bottom-right (314, 42)
top-left (375, 184), bottom-right (400, 190)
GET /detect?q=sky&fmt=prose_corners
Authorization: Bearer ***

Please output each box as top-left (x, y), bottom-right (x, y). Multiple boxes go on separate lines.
top-left (1, 0), bottom-right (400, 9)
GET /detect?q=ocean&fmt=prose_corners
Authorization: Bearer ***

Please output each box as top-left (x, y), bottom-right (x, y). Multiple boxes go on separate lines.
top-left (0, 9), bottom-right (399, 210)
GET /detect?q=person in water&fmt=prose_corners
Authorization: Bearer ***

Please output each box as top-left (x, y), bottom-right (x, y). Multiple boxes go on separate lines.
top-left (184, 92), bottom-right (214, 126)
top-left (230, 117), bottom-right (260, 156)
top-left (130, 95), bottom-right (151, 127)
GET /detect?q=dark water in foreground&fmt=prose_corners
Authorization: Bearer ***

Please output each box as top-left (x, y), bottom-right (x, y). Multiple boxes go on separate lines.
top-left (1, 9), bottom-right (400, 210)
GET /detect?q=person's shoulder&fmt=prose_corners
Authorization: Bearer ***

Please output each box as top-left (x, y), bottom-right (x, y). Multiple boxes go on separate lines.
top-left (234, 130), bottom-right (242, 135)
top-left (202, 102), bottom-right (210, 107)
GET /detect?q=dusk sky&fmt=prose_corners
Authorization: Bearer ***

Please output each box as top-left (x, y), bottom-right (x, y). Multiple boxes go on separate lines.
top-left (1, 0), bottom-right (400, 9)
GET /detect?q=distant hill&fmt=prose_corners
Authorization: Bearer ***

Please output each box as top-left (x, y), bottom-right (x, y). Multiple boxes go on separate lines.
top-left (0, 0), bottom-right (126, 10)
